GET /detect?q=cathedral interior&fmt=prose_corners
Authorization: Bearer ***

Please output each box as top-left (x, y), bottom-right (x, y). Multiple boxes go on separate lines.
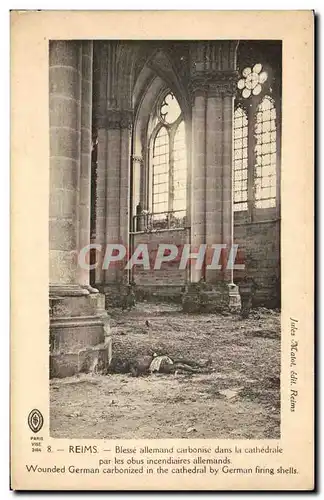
top-left (49, 40), bottom-right (281, 380)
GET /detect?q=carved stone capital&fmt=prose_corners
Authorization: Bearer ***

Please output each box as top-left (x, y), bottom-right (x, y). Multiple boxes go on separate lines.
top-left (97, 109), bottom-right (133, 130)
top-left (207, 79), bottom-right (238, 98)
top-left (189, 70), bottom-right (239, 101)
top-left (132, 155), bottom-right (144, 164)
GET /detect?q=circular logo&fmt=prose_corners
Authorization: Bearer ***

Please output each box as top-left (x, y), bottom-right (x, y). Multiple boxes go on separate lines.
top-left (28, 409), bottom-right (44, 433)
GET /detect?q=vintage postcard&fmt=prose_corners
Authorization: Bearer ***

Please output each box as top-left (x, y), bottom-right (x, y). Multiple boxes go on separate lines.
top-left (10, 10), bottom-right (314, 491)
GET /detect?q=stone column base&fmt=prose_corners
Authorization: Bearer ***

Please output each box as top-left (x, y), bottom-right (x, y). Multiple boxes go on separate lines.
top-left (182, 281), bottom-right (238, 314)
top-left (97, 283), bottom-right (135, 309)
top-left (49, 287), bottom-right (111, 378)
top-left (50, 339), bottom-right (112, 378)
top-left (100, 284), bottom-right (127, 308)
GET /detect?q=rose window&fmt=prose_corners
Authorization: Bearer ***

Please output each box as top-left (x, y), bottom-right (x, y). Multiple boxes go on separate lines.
top-left (237, 63), bottom-right (268, 98)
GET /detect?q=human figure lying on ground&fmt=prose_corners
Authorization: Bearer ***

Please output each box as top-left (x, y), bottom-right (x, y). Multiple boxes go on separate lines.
top-left (108, 353), bottom-right (212, 377)
top-left (129, 354), bottom-right (212, 377)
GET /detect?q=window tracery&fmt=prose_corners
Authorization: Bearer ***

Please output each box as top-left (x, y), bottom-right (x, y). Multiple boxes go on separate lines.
top-left (151, 92), bottom-right (187, 219)
top-left (234, 62), bottom-right (278, 212)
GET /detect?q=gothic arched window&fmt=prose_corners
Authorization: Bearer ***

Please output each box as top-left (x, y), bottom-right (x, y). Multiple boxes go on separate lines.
top-left (254, 96), bottom-right (277, 208)
top-left (151, 92), bottom-right (187, 217)
top-left (234, 62), bottom-right (279, 212)
top-left (234, 106), bottom-right (248, 211)
top-left (152, 126), bottom-right (169, 214)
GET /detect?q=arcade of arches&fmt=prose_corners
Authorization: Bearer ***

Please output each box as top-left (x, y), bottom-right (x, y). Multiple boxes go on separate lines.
top-left (49, 40), bottom-right (281, 377)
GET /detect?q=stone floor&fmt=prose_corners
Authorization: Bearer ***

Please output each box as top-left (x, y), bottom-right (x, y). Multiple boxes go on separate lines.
top-left (50, 302), bottom-right (281, 439)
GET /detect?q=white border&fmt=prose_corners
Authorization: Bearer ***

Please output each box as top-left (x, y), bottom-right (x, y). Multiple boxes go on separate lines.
top-left (5, 4), bottom-right (319, 499)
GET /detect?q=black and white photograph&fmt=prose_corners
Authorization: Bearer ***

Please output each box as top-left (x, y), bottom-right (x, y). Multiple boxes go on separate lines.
top-left (48, 38), bottom-right (282, 440)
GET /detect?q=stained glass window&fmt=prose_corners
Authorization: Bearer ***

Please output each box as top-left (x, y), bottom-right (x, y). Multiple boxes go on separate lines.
top-left (160, 93), bottom-right (181, 124)
top-left (254, 96), bottom-right (277, 208)
top-left (237, 63), bottom-right (268, 99)
top-left (152, 127), bottom-right (169, 214)
top-left (235, 63), bottom-right (278, 212)
top-left (151, 92), bottom-right (187, 216)
top-left (233, 107), bottom-right (248, 211)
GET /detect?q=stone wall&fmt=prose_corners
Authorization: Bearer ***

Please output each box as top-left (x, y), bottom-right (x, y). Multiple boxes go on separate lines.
top-left (233, 209), bottom-right (280, 308)
top-left (130, 229), bottom-right (189, 300)
top-left (129, 216), bottom-right (280, 308)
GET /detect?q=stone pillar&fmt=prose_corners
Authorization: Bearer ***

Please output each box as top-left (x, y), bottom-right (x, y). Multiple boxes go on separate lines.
top-left (92, 109), bottom-right (133, 304)
top-left (90, 41), bottom-right (134, 305)
top-left (120, 125), bottom-right (132, 265)
top-left (49, 41), bottom-right (81, 291)
top-left (183, 41), bottom-right (240, 312)
top-left (105, 124), bottom-right (121, 284)
top-left (190, 93), bottom-right (206, 283)
top-left (131, 155), bottom-right (144, 229)
top-left (103, 111), bottom-right (132, 286)
top-left (205, 94), bottom-right (223, 280)
top-left (222, 94), bottom-right (235, 284)
top-left (204, 85), bottom-right (235, 284)
top-left (78, 42), bottom-right (94, 289)
top-left (49, 41), bottom-right (110, 378)
top-left (94, 128), bottom-right (107, 285)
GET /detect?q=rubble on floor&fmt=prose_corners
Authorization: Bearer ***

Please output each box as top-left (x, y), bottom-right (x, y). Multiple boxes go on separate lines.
top-left (50, 303), bottom-right (280, 439)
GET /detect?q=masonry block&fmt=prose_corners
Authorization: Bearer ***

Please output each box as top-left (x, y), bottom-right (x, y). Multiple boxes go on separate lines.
top-left (49, 292), bottom-right (110, 377)
top-left (182, 281), bottom-right (231, 313)
top-left (50, 339), bottom-right (112, 378)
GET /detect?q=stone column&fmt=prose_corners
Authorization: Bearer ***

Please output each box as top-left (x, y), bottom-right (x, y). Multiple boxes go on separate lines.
top-left (49, 41), bottom-right (82, 294)
top-left (49, 41), bottom-right (110, 378)
top-left (119, 125), bottom-right (132, 268)
top-left (92, 109), bottom-right (133, 302)
top-left (90, 42), bottom-right (134, 305)
top-left (105, 123), bottom-right (121, 284)
top-left (222, 94), bottom-right (235, 284)
top-left (103, 111), bottom-right (132, 286)
top-left (204, 83), bottom-right (236, 284)
top-left (190, 92), bottom-right (206, 282)
top-left (205, 94), bottom-right (223, 280)
top-left (49, 41), bottom-right (98, 294)
top-left (78, 42), bottom-right (95, 289)
top-left (183, 41), bottom-right (239, 312)
top-left (93, 128), bottom-right (108, 285)
top-left (131, 155), bottom-right (144, 229)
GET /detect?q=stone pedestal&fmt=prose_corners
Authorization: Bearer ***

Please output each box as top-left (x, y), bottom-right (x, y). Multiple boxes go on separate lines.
top-left (182, 282), bottom-right (240, 314)
top-left (228, 283), bottom-right (241, 312)
top-left (100, 283), bottom-right (128, 309)
top-left (49, 290), bottom-right (111, 378)
top-left (238, 278), bottom-right (256, 318)
top-left (182, 281), bottom-right (231, 314)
